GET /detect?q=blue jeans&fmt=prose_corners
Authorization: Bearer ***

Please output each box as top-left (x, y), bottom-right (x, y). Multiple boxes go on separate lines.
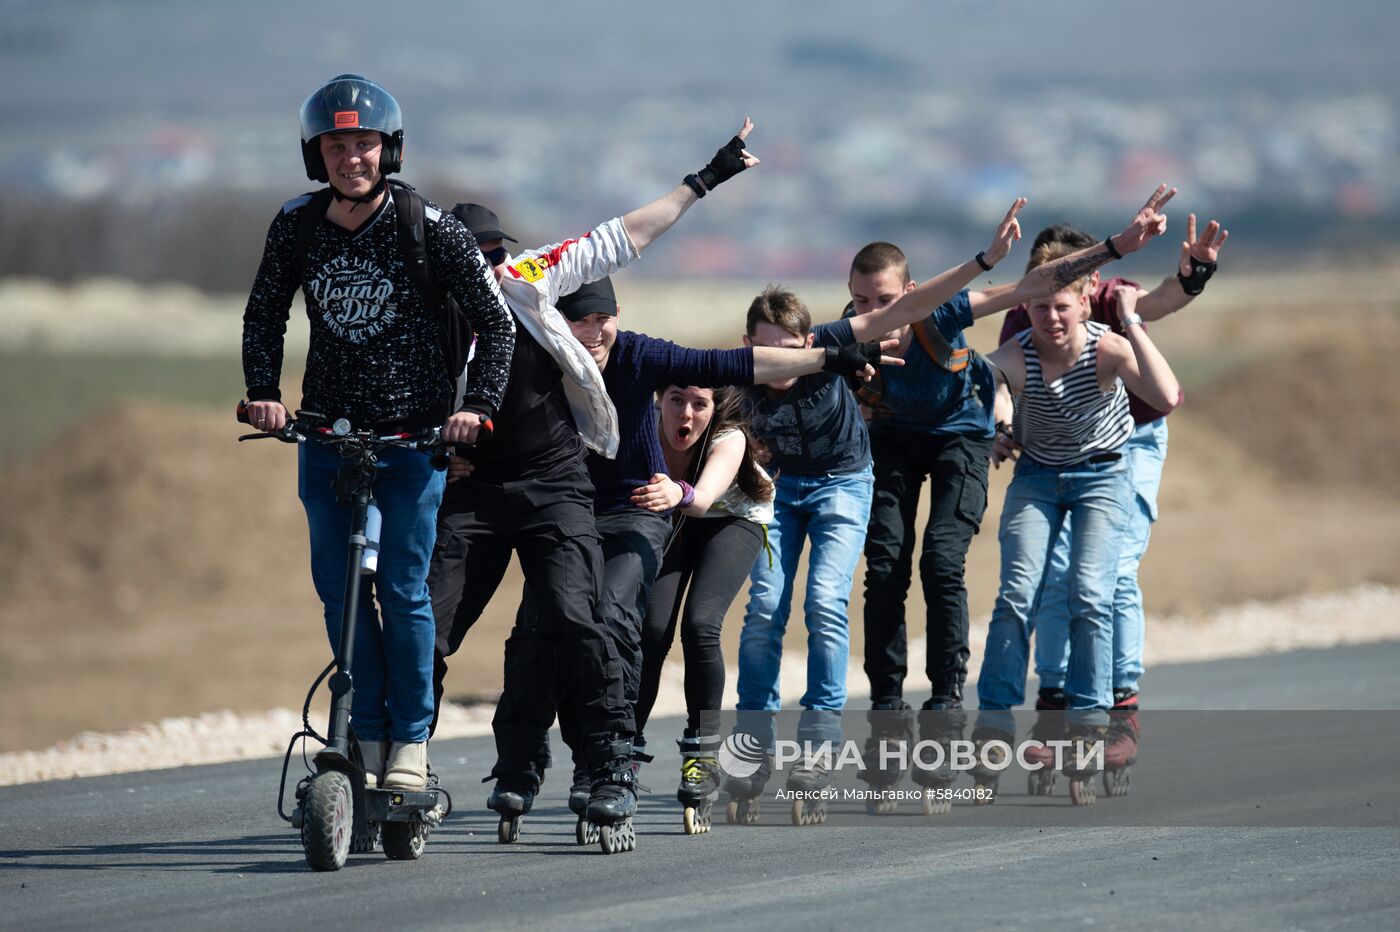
top-left (1033, 419), bottom-right (1168, 695)
top-left (299, 442), bottom-right (445, 743)
top-left (736, 465), bottom-right (874, 747)
top-left (976, 454), bottom-right (1130, 733)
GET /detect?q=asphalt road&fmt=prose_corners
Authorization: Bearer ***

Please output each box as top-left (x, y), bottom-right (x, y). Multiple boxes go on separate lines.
top-left (3, 643), bottom-right (1398, 931)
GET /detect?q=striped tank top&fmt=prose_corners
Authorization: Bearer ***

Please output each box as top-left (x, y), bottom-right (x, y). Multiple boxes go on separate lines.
top-left (1014, 321), bottom-right (1133, 466)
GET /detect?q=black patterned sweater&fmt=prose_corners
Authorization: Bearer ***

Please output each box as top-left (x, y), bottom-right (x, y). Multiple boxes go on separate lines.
top-left (241, 192), bottom-right (515, 432)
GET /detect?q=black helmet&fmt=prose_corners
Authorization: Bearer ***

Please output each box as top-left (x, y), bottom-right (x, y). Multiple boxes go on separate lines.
top-left (299, 74), bottom-right (404, 183)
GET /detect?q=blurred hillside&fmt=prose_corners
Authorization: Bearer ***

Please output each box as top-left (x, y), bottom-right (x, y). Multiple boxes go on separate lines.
top-left (1, 0), bottom-right (1397, 288)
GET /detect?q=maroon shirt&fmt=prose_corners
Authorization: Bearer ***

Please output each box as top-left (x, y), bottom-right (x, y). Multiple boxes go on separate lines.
top-left (998, 275), bottom-right (1178, 424)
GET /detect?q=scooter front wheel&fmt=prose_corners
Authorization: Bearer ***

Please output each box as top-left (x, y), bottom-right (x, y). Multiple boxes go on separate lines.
top-left (301, 771), bottom-right (353, 871)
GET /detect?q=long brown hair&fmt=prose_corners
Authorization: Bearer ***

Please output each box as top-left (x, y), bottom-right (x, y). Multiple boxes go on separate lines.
top-left (670, 385), bottom-right (774, 503)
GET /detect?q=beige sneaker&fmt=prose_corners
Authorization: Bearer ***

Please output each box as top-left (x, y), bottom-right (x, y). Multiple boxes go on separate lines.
top-left (359, 739), bottom-right (387, 788)
top-left (382, 741), bottom-right (428, 790)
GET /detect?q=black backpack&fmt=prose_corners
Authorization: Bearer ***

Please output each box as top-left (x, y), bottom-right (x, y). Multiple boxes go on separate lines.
top-left (289, 179), bottom-right (475, 409)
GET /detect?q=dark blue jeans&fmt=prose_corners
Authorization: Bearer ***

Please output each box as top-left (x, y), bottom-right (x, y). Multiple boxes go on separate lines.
top-left (299, 442), bottom-right (445, 743)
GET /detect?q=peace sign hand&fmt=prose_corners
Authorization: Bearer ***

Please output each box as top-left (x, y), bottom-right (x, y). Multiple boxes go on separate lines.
top-left (1113, 184), bottom-right (1177, 255)
top-left (983, 197), bottom-right (1027, 266)
top-left (1179, 213), bottom-right (1229, 275)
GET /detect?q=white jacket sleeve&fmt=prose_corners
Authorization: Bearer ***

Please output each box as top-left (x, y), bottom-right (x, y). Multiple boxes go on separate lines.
top-left (512, 217), bottom-right (640, 307)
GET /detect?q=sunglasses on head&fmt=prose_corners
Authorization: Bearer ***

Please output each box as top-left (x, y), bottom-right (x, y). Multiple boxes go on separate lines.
top-left (480, 245), bottom-right (509, 267)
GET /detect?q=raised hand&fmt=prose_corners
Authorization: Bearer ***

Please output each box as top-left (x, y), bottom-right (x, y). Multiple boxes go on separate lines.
top-left (734, 117), bottom-right (761, 169)
top-left (1179, 213), bottom-right (1229, 275)
top-left (984, 197), bottom-right (1027, 266)
top-left (695, 119), bottom-right (760, 194)
top-left (1113, 184), bottom-right (1177, 255)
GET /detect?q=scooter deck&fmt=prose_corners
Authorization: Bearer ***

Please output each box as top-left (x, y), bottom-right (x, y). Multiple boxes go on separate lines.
top-left (365, 787), bottom-right (440, 822)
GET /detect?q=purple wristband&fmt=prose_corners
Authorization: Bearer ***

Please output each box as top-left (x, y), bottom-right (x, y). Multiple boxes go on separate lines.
top-left (677, 480), bottom-right (696, 510)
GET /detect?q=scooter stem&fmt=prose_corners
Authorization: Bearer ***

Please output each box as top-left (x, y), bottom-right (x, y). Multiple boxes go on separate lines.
top-left (326, 490), bottom-right (372, 756)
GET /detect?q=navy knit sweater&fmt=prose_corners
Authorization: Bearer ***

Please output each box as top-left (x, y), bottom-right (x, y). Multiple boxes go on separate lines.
top-left (589, 330), bottom-right (754, 513)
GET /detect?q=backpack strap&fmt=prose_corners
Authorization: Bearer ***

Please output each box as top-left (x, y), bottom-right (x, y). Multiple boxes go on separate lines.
top-left (911, 318), bottom-right (970, 373)
top-left (290, 189), bottom-right (334, 286)
top-left (388, 179), bottom-right (446, 307)
top-left (387, 179), bottom-right (477, 412)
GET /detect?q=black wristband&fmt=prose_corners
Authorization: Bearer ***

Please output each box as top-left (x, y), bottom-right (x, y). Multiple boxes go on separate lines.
top-left (975, 251), bottom-right (993, 272)
top-left (1103, 235), bottom-right (1123, 260)
top-left (822, 342), bottom-right (882, 376)
top-left (1177, 258), bottom-right (1217, 296)
top-left (682, 173), bottom-right (707, 199)
top-left (695, 135), bottom-right (749, 192)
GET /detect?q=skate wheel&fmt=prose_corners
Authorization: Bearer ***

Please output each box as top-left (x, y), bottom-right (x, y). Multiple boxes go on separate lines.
top-left (1068, 775), bottom-right (1098, 807)
top-left (791, 800), bottom-right (826, 827)
top-left (921, 793), bottom-right (951, 817)
top-left (726, 798), bottom-right (760, 825)
top-left (300, 771), bottom-right (353, 871)
top-left (866, 797), bottom-right (898, 816)
top-left (576, 817), bottom-right (600, 846)
top-left (1103, 766), bottom-right (1131, 798)
top-left (382, 819), bottom-right (428, 860)
top-left (350, 822), bottom-right (380, 854)
top-left (598, 819), bottom-right (636, 854)
top-left (497, 816), bottom-right (521, 844)
top-left (972, 778), bottom-right (998, 806)
top-left (683, 805), bottom-right (712, 835)
top-left (1028, 769), bottom-right (1057, 797)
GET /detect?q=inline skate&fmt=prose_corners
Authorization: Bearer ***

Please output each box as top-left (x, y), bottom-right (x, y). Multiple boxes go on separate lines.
top-left (857, 700), bottom-right (914, 815)
top-left (677, 733), bottom-right (721, 834)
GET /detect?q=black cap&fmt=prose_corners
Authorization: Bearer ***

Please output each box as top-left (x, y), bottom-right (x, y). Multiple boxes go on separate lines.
top-left (449, 203), bottom-right (518, 244)
top-left (556, 277), bottom-right (618, 321)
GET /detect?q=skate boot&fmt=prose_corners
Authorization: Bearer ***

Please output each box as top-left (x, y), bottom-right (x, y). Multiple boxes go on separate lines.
top-left (912, 700), bottom-right (966, 816)
top-left (676, 732), bottom-right (721, 835)
top-left (857, 700), bottom-right (914, 815)
top-left (1063, 723), bottom-right (1109, 807)
top-left (786, 751), bottom-right (832, 827)
top-left (1024, 688), bottom-right (1067, 798)
top-left (583, 736), bottom-right (638, 854)
top-left (721, 746), bottom-right (773, 826)
top-left (568, 768), bottom-right (599, 845)
top-left (969, 726), bottom-right (1014, 807)
top-left (1102, 689), bottom-right (1139, 798)
top-left (486, 770), bottom-right (540, 844)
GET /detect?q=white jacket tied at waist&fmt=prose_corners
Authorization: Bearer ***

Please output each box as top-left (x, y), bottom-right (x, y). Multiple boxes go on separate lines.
top-left (463, 216), bottom-right (638, 459)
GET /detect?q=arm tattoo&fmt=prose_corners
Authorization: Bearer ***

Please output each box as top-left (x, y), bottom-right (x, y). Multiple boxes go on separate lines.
top-left (1047, 251), bottom-right (1113, 290)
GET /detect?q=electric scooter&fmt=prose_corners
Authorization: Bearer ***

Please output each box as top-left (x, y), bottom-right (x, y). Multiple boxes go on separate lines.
top-left (237, 402), bottom-right (453, 871)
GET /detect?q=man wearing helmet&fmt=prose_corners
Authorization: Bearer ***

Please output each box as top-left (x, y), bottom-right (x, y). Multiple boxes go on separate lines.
top-left (241, 75), bottom-right (516, 791)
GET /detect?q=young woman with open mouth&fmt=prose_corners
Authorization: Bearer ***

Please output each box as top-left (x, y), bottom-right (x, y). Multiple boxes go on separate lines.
top-left (630, 385), bottom-right (774, 833)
